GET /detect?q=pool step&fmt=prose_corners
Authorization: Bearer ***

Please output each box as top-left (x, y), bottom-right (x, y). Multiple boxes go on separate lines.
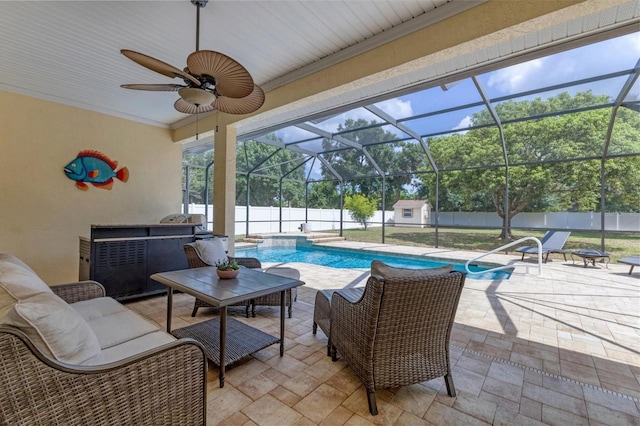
top-left (242, 233), bottom-right (345, 245)
top-left (308, 236), bottom-right (346, 244)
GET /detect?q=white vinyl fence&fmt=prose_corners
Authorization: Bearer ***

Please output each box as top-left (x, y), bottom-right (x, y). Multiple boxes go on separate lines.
top-left (186, 205), bottom-right (639, 234)
top-left (434, 211), bottom-right (639, 231)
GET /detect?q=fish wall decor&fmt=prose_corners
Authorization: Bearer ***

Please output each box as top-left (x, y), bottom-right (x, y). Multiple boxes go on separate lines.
top-left (64, 150), bottom-right (129, 191)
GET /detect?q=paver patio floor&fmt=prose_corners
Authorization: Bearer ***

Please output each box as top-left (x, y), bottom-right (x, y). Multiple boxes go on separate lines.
top-left (127, 241), bottom-right (639, 425)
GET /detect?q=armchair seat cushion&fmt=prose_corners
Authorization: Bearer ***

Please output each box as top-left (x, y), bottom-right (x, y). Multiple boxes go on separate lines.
top-left (71, 297), bottom-right (175, 355)
top-left (87, 331), bottom-right (176, 365)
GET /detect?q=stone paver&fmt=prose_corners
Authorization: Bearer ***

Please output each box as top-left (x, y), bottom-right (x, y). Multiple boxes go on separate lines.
top-left (128, 240), bottom-right (640, 425)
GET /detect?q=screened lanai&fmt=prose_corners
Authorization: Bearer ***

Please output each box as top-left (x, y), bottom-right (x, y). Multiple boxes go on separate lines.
top-left (184, 30), bottom-right (640, 249)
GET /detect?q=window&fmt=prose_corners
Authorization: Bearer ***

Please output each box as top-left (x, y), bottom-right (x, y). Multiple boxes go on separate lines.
top-left (402, 208), bottom-right (413, 218)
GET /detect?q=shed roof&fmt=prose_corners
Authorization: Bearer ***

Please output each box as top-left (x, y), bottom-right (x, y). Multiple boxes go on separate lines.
top-left (393, 200), bottom-right (429, 208)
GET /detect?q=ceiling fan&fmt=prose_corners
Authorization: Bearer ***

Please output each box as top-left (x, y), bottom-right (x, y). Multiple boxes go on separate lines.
top-left (120, 0), bottom-right (264, 115)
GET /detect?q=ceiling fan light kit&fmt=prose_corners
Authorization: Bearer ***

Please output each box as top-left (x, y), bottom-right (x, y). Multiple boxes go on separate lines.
top-left (178, 87), bottom-right (215, 106)
top-left (120, 0), bottom-right (264, 115)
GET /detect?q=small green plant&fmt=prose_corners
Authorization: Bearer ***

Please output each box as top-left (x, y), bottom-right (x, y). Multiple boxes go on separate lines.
top-left (215, 259), bottom-right (239, 271)
top-left (344, 193), bottom-right (377, 230)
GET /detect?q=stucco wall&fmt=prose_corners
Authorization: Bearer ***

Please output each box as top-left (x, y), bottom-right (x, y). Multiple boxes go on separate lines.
top-left (0, 91), bottom-right (182, 283)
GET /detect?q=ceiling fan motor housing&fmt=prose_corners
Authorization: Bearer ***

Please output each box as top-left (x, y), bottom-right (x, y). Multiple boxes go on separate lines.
top-left (191, 0), bottom-right (208, 8)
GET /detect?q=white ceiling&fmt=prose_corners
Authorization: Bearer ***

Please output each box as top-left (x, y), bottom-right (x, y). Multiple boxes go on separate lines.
top-left (1, 1), bottom-right (639, 134)
top-left (0, 0), bottom-right (470, 127)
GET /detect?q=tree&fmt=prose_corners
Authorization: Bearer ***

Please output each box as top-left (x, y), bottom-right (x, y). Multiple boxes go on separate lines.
top-left (320, 118), bottom-right (430, 209)
top-left (235, 139), bottom-right (307, 207)
top-left (307, 181), bottom-right (341, 209)
top-left (183, 148), bottom-right (213, 204)
top-left (424, 91), bottom-right (640, 239)
top-left (344, 194), bottom-right (377, 230)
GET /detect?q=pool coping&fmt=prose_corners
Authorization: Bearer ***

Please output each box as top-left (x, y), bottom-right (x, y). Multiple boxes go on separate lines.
top-left (236, 234), bottom-right (516, 272)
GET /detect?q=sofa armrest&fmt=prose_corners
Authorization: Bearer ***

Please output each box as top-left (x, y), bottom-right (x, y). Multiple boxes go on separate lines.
top-left (0, 326), bottom-right (207, 425)
top-left (51, 280), bottom-right (106, 303)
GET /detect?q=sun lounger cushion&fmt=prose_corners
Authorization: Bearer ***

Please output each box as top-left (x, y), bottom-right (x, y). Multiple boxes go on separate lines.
top-left (371, 260), bottom-right (453, 278)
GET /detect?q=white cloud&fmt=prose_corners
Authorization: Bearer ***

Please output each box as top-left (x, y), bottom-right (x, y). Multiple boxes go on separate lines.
top-left (376, 98), bottom-right (413, 119)
top-left (487, 59), bottom-right (544, 93)
top-left (453, 115), bottom-right (472, 130)
top-left (451, 115), bottom-right (473, 134)
top-left (276, 126), bottom-right (315, 142)
top-left (312, 108), bottom-right (380, 134)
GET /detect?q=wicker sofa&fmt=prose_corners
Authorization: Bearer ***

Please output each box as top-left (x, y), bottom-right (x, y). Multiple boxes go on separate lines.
top-left (0, 253), bottom-right (207, 425)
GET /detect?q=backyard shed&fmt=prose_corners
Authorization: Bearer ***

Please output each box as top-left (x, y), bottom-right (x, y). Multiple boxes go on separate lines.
top-left (393, 200), bottom-right (430, 228)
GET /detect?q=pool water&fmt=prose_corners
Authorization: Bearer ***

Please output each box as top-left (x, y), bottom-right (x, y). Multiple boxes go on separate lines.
top-left (236, 245), bottom-right (511, 280)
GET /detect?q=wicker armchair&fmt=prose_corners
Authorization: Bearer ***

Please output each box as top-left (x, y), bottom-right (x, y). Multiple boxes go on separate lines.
top-left (327, 271), bottom-right (466, 415)
top-left (0, 281), bottom-right (207, 425)
top-left (183, 242), bottom-right (261, 317)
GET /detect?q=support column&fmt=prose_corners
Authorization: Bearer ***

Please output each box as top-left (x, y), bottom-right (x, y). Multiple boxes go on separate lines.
top-left (213, 124), bottom-right (237, 254)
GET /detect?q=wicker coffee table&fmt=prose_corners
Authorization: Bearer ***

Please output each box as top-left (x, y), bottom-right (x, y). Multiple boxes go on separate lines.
top-left (151, 266), bottom-right (304, 387)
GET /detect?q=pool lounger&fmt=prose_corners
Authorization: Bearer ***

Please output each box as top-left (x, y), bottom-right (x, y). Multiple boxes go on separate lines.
top-left (618, 256), bottom-right (640, 275)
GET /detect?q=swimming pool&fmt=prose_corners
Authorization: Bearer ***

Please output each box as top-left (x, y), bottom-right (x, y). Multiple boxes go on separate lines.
top-left (236, 245), bottom-right (511, 280)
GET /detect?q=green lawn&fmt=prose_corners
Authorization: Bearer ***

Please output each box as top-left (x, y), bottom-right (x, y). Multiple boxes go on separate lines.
top-left (327, 227), bottom-right (639, 262)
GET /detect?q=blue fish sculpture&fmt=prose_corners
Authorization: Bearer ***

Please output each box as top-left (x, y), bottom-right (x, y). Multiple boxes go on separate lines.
top-left (64, 150), bottom-right (129, 190)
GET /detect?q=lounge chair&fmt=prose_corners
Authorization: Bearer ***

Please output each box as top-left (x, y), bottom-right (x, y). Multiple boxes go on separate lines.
top-left (618, 256), bottom-right (640, 274)
top-left (515, 231), bottom-right (571, 263)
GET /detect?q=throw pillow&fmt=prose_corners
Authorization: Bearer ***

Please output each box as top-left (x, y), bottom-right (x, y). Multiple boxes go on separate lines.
top-left (5, 292), bottom-right (102, 364)
top-left (195, 238), bottom-right (228, 266)
top-left (0, 253), bottom-right (37, 274)
top-left (370, 260), bottom-right (453, 278)
top-left (0, 261), bottom-right (53, 322)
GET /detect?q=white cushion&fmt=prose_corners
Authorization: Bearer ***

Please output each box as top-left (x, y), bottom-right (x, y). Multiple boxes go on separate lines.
top-left (0, 253), bottom-right (36, 274)
top-left (370, 260), bottom-right (453, 279)
top-left (4, 292), bottom-right (101, 364)
top-left (195, 238), bottom-right (228, 266)
top-left (264, 267), bottom-right (300, 280)
top-left (71, 297), bottom-right (160, 350)
top-left (0, 261), bottom-right (53, 322)
top-left (84, 331), bottom-right (176, 365)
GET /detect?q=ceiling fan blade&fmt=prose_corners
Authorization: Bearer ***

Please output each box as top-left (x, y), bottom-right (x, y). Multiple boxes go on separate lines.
top-left (121, 84), bottom-right (184, 92)
top-left (121, 50), bottom-right (201, 86)
top-left (187, 50), bottom-right (254, 99)
top-left (213, 85), bottom-right (265, 115)
top-left (174, 98), bottom-right (216, 115)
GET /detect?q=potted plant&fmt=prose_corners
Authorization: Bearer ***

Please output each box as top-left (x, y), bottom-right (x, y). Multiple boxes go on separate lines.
top-left (215, 259), bottom-right (240, 279)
